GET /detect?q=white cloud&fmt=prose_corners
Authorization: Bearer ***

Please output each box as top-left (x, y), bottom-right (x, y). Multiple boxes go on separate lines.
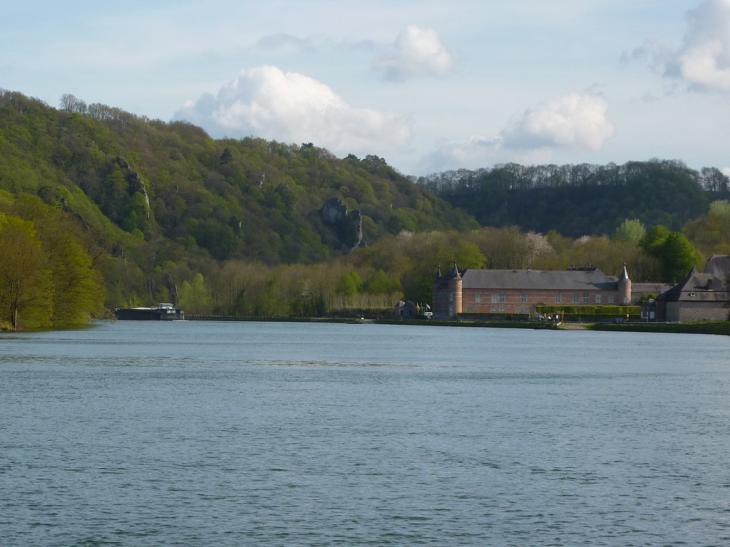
top-left (630, 0), bottom-right (730, 92)
top-left (421, 136), bottom-right (504, 172)
top-left (419, 93), bottom-right (614, 172)
top-left (374, 26), bottom-right (454, 81)
top-left (419, 135), bottom-right (559, 173)
top-left (722, 167), bottom-right (730, 177)
top-left (501, 93), bottom-right (614, 151)
top-left (175, 66), bottom-right (410, 156)
top-left (673, 0), bottom-right (730, 91)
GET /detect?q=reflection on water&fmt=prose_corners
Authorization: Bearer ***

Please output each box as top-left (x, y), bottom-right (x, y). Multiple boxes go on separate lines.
top-left (1, 321), bottom-right (729, 545)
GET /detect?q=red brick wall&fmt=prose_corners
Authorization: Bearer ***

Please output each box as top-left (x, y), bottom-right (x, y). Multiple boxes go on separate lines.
top-left (461, 288), bottom-right (621, 314)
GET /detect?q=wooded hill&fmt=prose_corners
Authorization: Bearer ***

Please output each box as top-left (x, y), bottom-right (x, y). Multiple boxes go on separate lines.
top-left (2, 89), bottom-right (729, 328)
top-left (0, 90), bottom-right (475, 311)
top-left (421, 162), bottom-right (730, 237)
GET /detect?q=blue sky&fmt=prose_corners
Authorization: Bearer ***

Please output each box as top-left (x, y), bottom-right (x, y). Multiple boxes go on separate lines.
top-left (2, 1), bottom-right (729, 175)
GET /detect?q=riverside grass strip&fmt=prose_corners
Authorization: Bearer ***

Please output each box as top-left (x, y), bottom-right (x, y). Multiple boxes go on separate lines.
top-left (588, 321), bottom-right (730, 336)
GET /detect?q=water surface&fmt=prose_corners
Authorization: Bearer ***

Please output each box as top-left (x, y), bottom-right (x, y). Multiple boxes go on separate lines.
top-left (1, 321), bottom-right (729, 545)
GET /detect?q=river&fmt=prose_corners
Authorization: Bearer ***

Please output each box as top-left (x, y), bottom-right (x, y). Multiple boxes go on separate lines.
top-left (1, 321), bottom-right (729, 545)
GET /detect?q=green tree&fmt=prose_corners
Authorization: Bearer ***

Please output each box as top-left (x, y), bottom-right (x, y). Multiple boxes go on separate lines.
top-left (613, 218), bottom-right (646, 243)
top-left (709, 200), bottom-right (730, 219)
top-left (655, 232), bottom-right (702, 283)
top-left (336, 271), bottom-right (363, 297)
top-left (640, 225), bottom-right (671, 254)
top-left (47, 234), bottom-right (104, 327)
top-left (363, 269), bottom-right (401, 294)
top-left (0, 215), bottom-right (52, 329)
top-left (178, 273), bottom-right (213, 314)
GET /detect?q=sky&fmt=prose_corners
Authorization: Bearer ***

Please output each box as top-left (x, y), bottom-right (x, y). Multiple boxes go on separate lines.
top-left (2, 0), bottom-right (730, 175)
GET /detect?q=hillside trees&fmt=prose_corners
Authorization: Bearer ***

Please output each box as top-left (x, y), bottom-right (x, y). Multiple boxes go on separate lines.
top-left (424, 161), bottom-right (712, 237)
top-left (641, 226), bottom-right (702, 283)
top-left (0, 215), bottom-right (51, 329)
top-left (684, 200), bottom-right (730, 256)
top-left (0, 91), bottom-right (477, 310)
top-left (0, 196), bottom-right (104, 330)
top-left (613, 219), bottom-right (646, 243)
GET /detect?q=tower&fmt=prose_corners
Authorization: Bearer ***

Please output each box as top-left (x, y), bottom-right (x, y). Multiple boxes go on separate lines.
top-left (618, 263), bottom-right (632, 305)
top-left (433, 262), bottom-right (463, 318)
top-left (448, 262), bottom-right (462, 317)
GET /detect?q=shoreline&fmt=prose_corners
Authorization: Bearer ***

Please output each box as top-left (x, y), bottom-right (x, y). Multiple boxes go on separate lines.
top-left (184, 315), bottom-right (730, 335)
top-left (8, 316), bottom-right (726, 336)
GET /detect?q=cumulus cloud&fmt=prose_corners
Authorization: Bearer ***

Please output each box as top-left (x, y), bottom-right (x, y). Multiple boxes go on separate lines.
top-left (421, 136), bottom-right (504, 172)
top-left (501, 93), bottom-right (614, 151)
top-left (722, 167), bottom-right (730, 177)
top-left (374, 26), bottom-right (454, 81)
top-left (630, 0), bottom-right (730, 92)
top-left (175, 66), bottom-right (410, 155)
top-left (672, 0), bottom-right (730, 91)
top-left (419, 93), bottom-right (614, 172)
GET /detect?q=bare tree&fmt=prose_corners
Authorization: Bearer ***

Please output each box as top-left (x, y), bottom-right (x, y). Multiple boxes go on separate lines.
top-left (59, 94), bottom-right (87, 114)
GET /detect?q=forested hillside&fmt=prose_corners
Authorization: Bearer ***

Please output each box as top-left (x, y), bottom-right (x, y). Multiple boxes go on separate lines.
top-left (0, 90), bottom-right (475, 323)
top-left (421, 162), bottom-right (729, 237)
top-left (2, 90), bottom-right (730, 329)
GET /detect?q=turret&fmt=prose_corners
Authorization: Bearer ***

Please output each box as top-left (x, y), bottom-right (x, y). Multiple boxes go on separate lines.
top-left (618, 263), bottom-right (632, 305)
top-left (432, 262), bottom-right (463, 318)
top-left (448, 262), bottom-right (462, 317)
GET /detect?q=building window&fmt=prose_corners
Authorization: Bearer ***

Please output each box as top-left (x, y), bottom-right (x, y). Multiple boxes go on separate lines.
top-left (583, 292), bottom-right (590, 304)
top-left (521, 293), bottom-right (529, 303)
top-left (572, 293), bottom-right (580, 304)
top-left (555, 293), bottom-right (562, 304)
top-left (491, 293), bottom-right (506, 304)
top-left (608, 295), bottom-right (615, 304)
top-left (475, 293), bottom-right (481, 304)
top-left (449, 293), bottom-right (454, 303)
top-left (595, 294), bottom-right (603, 304)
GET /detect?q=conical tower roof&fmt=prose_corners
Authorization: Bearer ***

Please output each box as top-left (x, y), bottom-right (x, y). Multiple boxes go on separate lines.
top-left (448, 262), bottom-right (461, 280)
top-left (619, 263), bottom-right (630, 281)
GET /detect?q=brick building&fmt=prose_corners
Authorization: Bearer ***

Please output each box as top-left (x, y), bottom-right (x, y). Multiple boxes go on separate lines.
top-left (655, 255), bottom-right (730, 322)
top-left (433, 264), bottom-right (660, 319)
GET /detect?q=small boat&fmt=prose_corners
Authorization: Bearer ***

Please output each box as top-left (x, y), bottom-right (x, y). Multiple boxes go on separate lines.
top-left (114, 303), bottom-right (184, 321)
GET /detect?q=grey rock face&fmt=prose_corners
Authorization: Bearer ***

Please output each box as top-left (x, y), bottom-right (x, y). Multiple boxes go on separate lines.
top-left (320, 198), bottom-right (363, 251)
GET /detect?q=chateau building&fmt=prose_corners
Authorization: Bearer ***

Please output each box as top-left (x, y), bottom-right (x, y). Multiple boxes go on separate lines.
top-left (655, 255), bottom-right (730, 322)
top-left (433, 264), bottom-right (663, 319)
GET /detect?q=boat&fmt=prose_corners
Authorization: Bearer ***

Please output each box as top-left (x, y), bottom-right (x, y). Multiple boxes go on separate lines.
top-left (114, 303), bottom-right (184, 321)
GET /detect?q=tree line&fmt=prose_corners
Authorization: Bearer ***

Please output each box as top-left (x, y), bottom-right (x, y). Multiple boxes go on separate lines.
top-left (0, 195), bottom-right (102, 330)
top-left (421, 161), bottom-right (729, 237)
top-left (1, 90), bottom-right (728, 328)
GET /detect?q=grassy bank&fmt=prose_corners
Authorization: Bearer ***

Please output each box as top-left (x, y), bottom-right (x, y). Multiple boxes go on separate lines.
top-left (588, 321), bottom-right (730, 336)
top-left (186, 315), bottom-right (368, 324)
top-left (188, 315), bottom-right (559, 329)
top-left (183, 315), bottom-right (730, 336)
top-left (375, 319), bottom-right (559, 329)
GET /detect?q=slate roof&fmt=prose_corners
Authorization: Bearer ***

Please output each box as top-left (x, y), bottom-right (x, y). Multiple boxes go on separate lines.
top-left (658, 256), bottom-right (730, 303)
top-left (705, 255), bottom-right (730, 279)
top-left (633, 282), bottom-right (672, 295)
top-left (461, 268), bottom-right (618, 291)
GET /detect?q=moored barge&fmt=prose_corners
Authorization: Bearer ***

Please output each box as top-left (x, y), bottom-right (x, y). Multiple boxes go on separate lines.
top-left (114, 303), bottom-right (184, 320)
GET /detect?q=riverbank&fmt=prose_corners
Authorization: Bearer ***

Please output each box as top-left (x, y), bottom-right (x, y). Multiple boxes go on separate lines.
top-left (588, 321), bottom-right (730, 336)
top-left (178, 315), bottom-right (730, 335)
top-left (375, 319), bottom-right (559, 329)
top-left (187, 315), bottom-right (560, 329)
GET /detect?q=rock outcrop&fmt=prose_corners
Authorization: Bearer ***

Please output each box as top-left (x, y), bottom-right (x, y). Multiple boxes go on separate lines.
top-left (320, 197), bottom-right (363, 251)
